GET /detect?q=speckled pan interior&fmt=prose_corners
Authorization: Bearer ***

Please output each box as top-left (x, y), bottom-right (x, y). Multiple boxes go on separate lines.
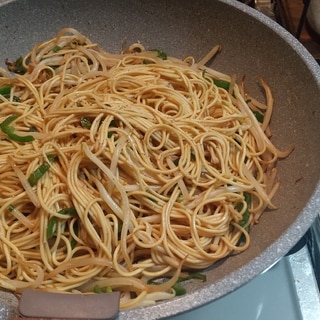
top-left (0, 0), bottom-right (319, 319)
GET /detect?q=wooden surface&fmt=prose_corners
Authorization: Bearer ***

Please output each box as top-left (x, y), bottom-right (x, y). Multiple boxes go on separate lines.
top-left (279, 0), bottom-right (320, 60)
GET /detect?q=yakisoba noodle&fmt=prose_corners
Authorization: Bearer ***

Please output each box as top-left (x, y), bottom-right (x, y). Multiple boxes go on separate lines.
top-left (0, 28), bottom-right (292, 308)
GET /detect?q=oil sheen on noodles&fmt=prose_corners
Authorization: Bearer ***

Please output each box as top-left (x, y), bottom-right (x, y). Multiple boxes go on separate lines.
top-left (0, 28), bottom-right (292, 309)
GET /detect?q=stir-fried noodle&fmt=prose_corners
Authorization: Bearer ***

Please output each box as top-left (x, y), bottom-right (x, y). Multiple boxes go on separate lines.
top-left (0, 28), bottom-right (293, 308)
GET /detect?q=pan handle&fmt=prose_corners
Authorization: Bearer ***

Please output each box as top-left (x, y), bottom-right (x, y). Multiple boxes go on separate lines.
top-left (13, 289), bottom-right (120, 320)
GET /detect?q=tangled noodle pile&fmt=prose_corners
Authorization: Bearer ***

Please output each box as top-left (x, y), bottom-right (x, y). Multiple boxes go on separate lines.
top-left (0, 28), bottom-right (292, 308)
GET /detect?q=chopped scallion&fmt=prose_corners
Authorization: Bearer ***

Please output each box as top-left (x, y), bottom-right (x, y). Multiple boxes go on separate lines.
top-left (58, 207), bottom-right (77, 216)
top-left (6, 57), bottom-right (27, 75)
top-left (80, 117), bottom-right (92, 129)
top-left (213, 79), bottom-right (230, 90)
top-left (47, 216), bottom-right (57, 240)
top-left (27, 154), bottom-right (57, 187)
top-left (52, 45), bottom-right (61, 53)
top-left (237, 192), bottom-right (252, 229)
top-left (155, 49), bottom-right (167, 60)
top-left (252, 110), bottom-right (264, 123)
top-left (93, 285), bottom-right (113, 293)
top-left (172, 283), bottom-right (186, 296)
top-left (107, 119), bottom-right (117, 138)
top-left (0, 115), bottom-right (35, 142)
top-left (0, 85), bottom-right (12, 98)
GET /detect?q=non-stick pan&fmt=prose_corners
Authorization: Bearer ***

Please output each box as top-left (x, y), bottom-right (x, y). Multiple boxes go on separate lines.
top-left (0, 0), bottom-right (319, 319)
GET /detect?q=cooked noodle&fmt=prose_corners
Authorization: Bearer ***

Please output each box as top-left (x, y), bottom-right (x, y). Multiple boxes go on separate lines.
top-left (0, 28), bottom-right (292, 308)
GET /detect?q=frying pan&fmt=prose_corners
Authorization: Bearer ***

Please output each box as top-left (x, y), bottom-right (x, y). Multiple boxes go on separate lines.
top-left (0, 0), bottom-right (319, 319)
